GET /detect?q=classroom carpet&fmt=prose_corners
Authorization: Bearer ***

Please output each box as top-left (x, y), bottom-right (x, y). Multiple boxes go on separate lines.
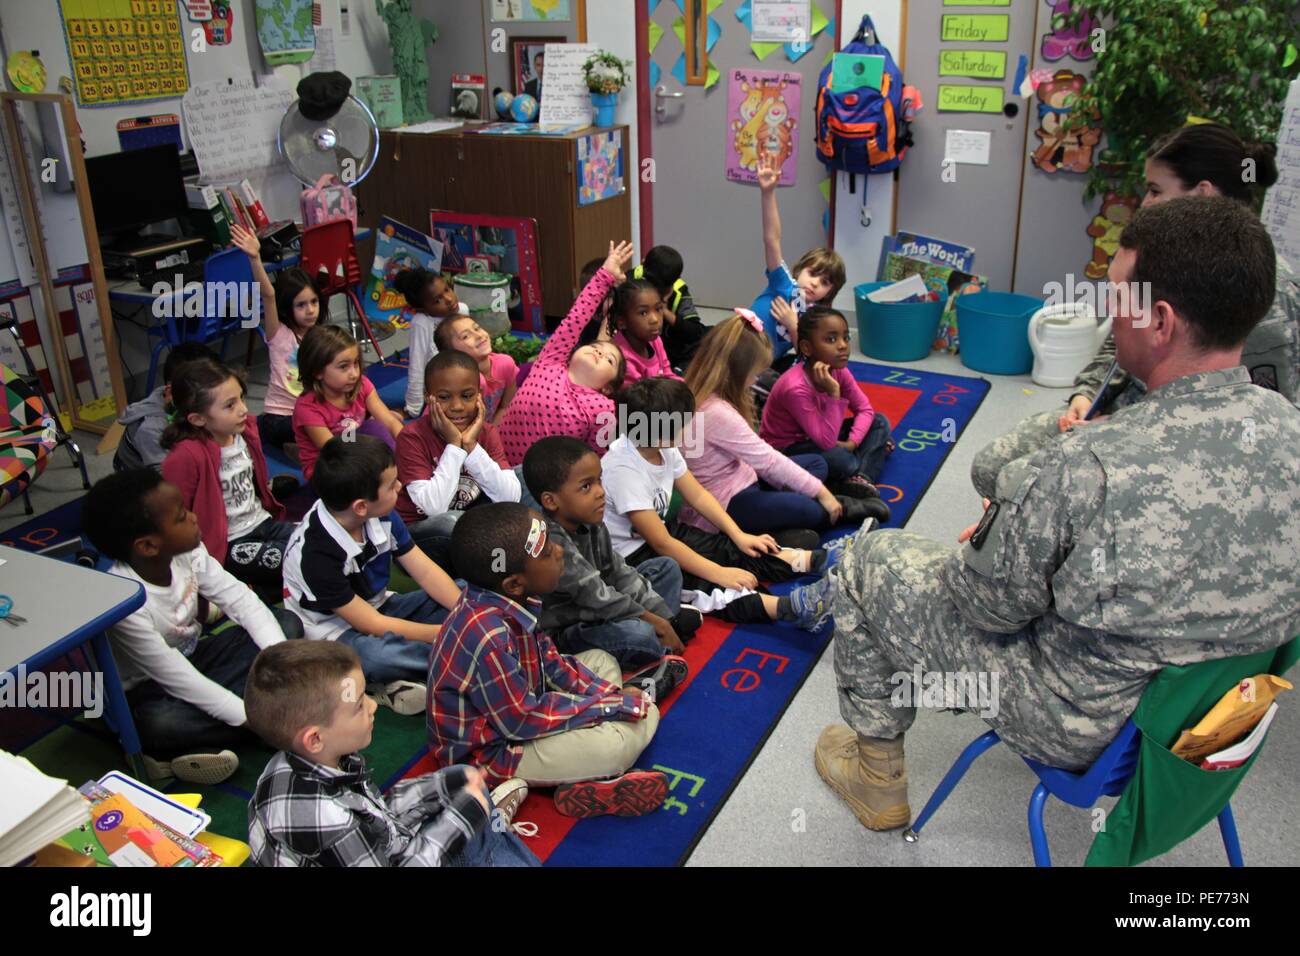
top-left (10, 360), bottom-right (989, 865)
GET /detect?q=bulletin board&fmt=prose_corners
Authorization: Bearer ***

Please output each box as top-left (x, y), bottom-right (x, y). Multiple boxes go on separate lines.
top-left (59, 0), bottom-right (190, 108)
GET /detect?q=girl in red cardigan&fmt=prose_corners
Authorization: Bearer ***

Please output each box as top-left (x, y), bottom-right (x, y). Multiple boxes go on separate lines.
top-left (161, 358), bottom-right (294, 604)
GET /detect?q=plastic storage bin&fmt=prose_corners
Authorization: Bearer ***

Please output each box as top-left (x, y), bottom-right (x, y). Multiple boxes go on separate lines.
top-left (956, 292), bottom-right (1044, 375)
top-left (854, 281), bottom-right (946, 362)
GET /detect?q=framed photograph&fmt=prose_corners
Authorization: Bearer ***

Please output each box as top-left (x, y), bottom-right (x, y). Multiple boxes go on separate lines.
top-left (431, 211), bottom-right (545, 333)
top-left (511, 37), bottom-right (564, 99)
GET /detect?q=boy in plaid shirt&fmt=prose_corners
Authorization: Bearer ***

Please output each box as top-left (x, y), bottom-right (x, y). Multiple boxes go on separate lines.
top-left (427, 502), bottom-right (670, 818)
top-left (245, 640), bottom-right (537, 866)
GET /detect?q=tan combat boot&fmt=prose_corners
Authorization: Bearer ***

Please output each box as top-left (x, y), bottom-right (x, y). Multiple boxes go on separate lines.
top-left (814, 725), bottom-right (910, 831)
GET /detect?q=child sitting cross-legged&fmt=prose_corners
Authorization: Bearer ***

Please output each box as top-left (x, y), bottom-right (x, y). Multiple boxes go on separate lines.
top-left (112, 342), bottom-right (216, 472)
top-left (245, 640), bottom-right (537, 867)
top-left (394, 350), bottom-right (520, 564)
top-left (601, 377), bottom-right (831, 629)
top-left (82, 469), bottom-right (302, 786)
top-left (390, 267), bottom-right (470, 420)
top-left (523, 435), bottom-right (698, 673)
top-left (428, 502), bottom-right (672, 818)
top-left (283, 435), bottom-right (463, 716)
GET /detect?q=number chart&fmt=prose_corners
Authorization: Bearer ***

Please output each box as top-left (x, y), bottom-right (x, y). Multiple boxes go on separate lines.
top-left (59, 0), bottom-right (189, 107)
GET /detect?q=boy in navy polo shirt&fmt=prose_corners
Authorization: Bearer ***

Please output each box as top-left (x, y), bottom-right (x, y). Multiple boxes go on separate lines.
top-left (284, 435), bottom-right (463, 715)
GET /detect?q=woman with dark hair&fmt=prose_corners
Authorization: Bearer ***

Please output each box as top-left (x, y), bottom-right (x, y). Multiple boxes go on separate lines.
top-left (971, 122), bottom-right (1299, 498)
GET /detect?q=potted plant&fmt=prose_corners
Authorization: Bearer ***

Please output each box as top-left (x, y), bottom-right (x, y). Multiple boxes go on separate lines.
top-left (583, 51), bottom-right (631, 127)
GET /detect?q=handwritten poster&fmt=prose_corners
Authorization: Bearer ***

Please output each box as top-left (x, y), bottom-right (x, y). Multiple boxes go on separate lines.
top-left (181, 76), bottom-right (294, 183)
top-left (537, 43), bottom-right (597, 128)
top-left (939, 50), bottom-right (1007, 79)
top-left (751, 1), bottom-right (811, 44)
top-left (1262, 79), bottom-right (1300, 266)
top-left (941, 15), bottom-right (1010, 43)
top-left (727, 68), bottom-right (800, 186)
top-left (937, 84), bottom-right (1005, 114)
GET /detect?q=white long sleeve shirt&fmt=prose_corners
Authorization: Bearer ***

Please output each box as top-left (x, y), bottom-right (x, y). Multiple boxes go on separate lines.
top-left (107, 543), bottom-right (287, 726)
top-left (404, 442), bottom-right (521, 518)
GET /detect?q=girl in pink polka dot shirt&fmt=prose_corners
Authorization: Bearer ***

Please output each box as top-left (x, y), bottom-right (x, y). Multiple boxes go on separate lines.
top-left (500, 241), bottom-right (633, 465)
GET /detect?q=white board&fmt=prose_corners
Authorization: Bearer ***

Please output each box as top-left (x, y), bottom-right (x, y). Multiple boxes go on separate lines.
top-left (538, 43), bottom-right (597, 128)
top-left (944, 128), bottom-right (991, 166)
top-left (1262, 79), bottom-right (1300, 267)
top-left (182, 76), bottom-right (294, 184)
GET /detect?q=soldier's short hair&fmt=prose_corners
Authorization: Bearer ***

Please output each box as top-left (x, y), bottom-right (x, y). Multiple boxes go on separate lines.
top-left (1120, 195), bottom-right (1276, 351)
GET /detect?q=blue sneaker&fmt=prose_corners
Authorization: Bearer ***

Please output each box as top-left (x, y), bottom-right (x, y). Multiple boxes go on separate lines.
top-left (787, 573), bottom-right (836, 632)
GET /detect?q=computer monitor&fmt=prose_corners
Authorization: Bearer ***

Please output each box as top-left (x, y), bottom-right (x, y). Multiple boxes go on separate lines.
top-left (84, 143), bottom-right (188, 241)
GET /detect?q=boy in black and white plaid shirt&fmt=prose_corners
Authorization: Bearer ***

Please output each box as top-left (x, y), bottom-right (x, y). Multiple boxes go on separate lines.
top-left (244, 640), bottom-right (537, 867)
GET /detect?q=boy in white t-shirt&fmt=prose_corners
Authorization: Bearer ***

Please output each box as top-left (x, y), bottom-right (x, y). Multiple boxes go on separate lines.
top-left (82, 469), bottom-right (301, 786)
top-left (601, 377), bottom-right (829, 627)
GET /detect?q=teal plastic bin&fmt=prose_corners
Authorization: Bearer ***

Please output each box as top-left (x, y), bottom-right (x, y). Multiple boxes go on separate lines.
top-left (956, 292), bottom-right (1044, 375)
top-left (854, 282), bottom-right (946, 362)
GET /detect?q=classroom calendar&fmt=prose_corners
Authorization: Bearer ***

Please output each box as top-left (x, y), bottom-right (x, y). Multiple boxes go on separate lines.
top-left (59, 0), bottom-right (190, 107)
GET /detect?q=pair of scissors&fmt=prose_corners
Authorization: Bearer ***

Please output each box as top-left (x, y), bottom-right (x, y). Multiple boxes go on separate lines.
top-left (0, 595), bottom-right (27, 626)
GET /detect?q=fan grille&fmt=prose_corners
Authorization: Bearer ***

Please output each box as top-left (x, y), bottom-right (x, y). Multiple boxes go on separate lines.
top-left (278, 96), bottom-right (379, 186)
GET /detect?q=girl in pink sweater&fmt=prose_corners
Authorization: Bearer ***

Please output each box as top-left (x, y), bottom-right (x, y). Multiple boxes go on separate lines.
top-left (681, 312), bottom-right (882, 537)
top-left (611, 277), bottom-right (681, 384)
top-left (499, 241), bottom-right (633, 465)
top-left (759, 306), bottom-right (893, 518)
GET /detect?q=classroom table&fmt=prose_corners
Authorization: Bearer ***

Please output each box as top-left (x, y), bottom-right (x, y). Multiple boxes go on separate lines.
top-left (0, 545), bottom-right (146, 778)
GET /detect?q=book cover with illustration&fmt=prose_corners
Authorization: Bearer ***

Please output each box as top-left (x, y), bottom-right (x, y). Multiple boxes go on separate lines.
top-left (881, 252), bottom-right (988, 353)
top-left (877, 232), bottom-right (977, 280)
top-left (363, 216), bottom-right (446, 332)
top-left (60, 784), bottom-right (220, 867)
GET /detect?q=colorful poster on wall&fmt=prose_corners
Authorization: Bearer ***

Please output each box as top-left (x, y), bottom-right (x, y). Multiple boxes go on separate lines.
top-left (577, 131), bottom-right (626, 206)
top-left (726, 68), bottom-right (800, 186)
top-left (1031, 69), bottom-right (1100, 173)
top-left (363, 216), bottom-right (444, 332)
top-left (491, 0), bottom-right (571, 22)
top-left (1041, 0), bottom-right (1098, 63)
top-left (59, 0), bottom-right (190, 107)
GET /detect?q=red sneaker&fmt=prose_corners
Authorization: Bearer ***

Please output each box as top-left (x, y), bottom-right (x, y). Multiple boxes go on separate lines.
top-left (553, 770), bottom-right (669, 818)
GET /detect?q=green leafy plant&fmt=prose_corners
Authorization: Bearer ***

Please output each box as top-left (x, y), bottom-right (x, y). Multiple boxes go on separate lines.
top-left (492, 333), bottom-right (544, 365)
top-left (1066, 1), bottom-right (1300, 201)
top-left (583, 51), bottom-right (631, 94)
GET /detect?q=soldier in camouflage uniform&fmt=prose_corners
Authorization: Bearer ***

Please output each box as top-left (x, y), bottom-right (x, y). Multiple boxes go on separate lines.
top-left (972, 122), bottom-right (1300, 500)
top-left (816, 196), bottom-right (1300, 832)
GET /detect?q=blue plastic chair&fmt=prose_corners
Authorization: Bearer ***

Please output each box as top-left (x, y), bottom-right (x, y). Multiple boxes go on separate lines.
top-left (144, 247), bottom-right (262, 392)
top-left (902, 720), bottom-right (1243, 867)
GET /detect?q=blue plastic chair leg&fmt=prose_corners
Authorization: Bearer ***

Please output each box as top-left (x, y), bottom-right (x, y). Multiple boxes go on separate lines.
top-left (904, 729), bottom-right (1001, 842)
top-left (1028, 782), bottom-right (1052, 867)
top-left (144, 339), bottom-right (169, 394)
top-left (1218, 803), bottom-right (1244, 867)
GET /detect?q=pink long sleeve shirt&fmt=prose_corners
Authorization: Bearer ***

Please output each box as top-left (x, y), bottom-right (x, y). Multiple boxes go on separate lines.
top-left (500, 268), bottom-right (617, 465)
top-left (679, 396), bottom-right (824, 533)
top-left (614, 331), bottom-right (681, 384)
top-left (759, 363), bottom-right (875, 451)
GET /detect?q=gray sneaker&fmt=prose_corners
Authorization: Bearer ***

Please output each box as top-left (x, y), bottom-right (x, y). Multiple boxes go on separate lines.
top-left (787, 574), bottom-right (836, 632)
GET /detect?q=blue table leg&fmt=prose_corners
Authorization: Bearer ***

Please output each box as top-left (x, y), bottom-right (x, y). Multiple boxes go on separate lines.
top-left (89, 631), bottom-right (146, 780)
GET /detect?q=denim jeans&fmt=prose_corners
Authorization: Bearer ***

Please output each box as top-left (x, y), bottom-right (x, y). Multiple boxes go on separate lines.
top-left (448, 812), bottom-right (540, 867)
top-left (784, 413), bottom-right (892, 484)
top-left (552, 556), bottom-right (683, 668)
top-left (725, 452), bottom-right (830, 533)
top-left (405, 510), bottom-right (463, 574)
top-left (335, 591), bottom-right (447, 685)
top-left (226, 518), bottom-right (298, 604)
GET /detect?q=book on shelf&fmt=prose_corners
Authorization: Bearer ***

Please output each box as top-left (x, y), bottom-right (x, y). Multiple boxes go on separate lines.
top-left (0, 750), bottom-right (91, 867)
top-left (234, 179), bottom-right (271, 230)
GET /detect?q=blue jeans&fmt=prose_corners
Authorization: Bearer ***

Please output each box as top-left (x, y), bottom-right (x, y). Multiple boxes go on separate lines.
top-left (336, 591), bottom-right (447, 685)
top-left (449, 813), bottom-right (540, 867)
top-left (784, 413), bottom-right (892, 484)
top-left (552, 556), bottom-right (683, 668)
top-left (406, 510), bottom-right (463, 574)
top-left (515, 464), bottom-right (540, 511)
top-left (726, 453), bottom-right (830, 533)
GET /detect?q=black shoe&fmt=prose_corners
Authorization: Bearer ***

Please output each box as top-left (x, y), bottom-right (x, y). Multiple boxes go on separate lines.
top-left (773, 527), bottom-right (821, 550)
top-left (271, 475), bottom-right (301, 500)
top-left (829, 476), bottom-right (881, 499)
top-left (837, 495), bottom-right (891, 525)
top-left (623, 655), bottom-right (689, 703)
top-left (671, 607), bottom-right (704, 640)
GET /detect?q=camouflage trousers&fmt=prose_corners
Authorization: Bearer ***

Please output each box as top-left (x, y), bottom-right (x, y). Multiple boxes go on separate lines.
top-left (831, 529), bottom-right (1122, 770)
top-left (969, 383), bottom-right (1146, 499)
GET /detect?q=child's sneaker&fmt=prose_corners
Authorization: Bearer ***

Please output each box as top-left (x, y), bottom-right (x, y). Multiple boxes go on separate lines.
top-left (671, 606), bottom-right (704, 640)
top-left (831, 476), bottom-right (880, 499)
top-left (623, 655), bottom-right (689, 703)
top-left (773, 528), bottom-right (821, 550)
top-left (786, 574), bottom-right (836, 632)
top-left (553, 770), bottom-right (670, 818)
top-left (490, 777), bottom-right (533, 834)
top-left (838, 495), bottom-right (891, 525)
top-left (371, 680), bottom-right (427, 715)
top-left (144, 750), bottom-right (240, 786)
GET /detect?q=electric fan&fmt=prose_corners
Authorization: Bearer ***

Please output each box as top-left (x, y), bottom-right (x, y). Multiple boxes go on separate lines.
top-left (277, 85), bottom-right (380, 187)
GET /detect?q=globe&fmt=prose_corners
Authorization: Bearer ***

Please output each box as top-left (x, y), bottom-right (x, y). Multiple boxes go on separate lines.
top-left (510, 93), bottom-right (539, 123)
top-left (493, 90), bottom-right (514, 119)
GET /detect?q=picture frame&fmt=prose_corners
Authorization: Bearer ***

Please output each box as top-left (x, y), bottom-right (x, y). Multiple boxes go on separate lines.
top-left (511, 37), bottom-right (564, 100)
top-left (430, 210), bottom-right (545, 333)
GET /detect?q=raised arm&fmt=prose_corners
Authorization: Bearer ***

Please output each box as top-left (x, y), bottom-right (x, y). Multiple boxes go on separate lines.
top-left (758, 152), bottom-right (783, 272)
top-left (538, 240), bottom-right (631, 367)
top-left (231, 224), bottom-right (280, 340)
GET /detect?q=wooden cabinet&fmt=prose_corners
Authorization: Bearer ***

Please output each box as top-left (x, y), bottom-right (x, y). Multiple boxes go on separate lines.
top-left (356, 125), bottom-right (632, 320)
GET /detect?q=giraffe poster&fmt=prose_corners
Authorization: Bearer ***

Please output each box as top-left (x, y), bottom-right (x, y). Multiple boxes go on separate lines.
top-left (726, 68), bottom-right (800, 186)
